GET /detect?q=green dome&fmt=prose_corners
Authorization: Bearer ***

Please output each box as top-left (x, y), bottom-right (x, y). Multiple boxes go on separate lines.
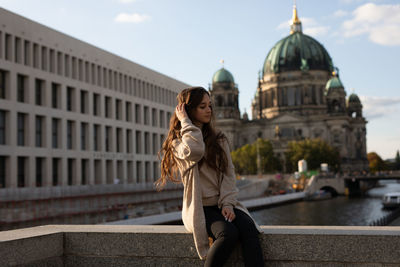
top-left (326, 76), bottom-right (344, 89)
top-left (263, 32), bottom-right (333, 75)
top-left (348, 93), bottom-right (361, 104)
top-left (212, 68), bottom-right (234, 83)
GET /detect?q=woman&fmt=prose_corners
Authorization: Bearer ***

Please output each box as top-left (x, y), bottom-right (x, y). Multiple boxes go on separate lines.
top-left (157, 87), bottom-right (264, 267)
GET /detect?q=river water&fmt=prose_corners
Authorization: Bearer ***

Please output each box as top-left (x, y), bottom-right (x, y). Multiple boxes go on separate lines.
top-left (250, 180), bottom-right (400, 226)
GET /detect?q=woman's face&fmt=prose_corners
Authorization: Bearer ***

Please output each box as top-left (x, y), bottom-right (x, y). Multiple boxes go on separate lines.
top-left (192, 93), bottom-right (212, 125)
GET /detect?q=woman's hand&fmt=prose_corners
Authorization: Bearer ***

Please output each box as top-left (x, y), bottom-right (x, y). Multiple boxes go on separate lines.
top-left (221, 206), bottom-right (235, 222)
top-left (175, 103), bottom-right (188, 122)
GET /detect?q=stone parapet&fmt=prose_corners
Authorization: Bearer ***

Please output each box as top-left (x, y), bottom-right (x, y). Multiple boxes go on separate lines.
top-left (1, 225), bottom-right (400, 266)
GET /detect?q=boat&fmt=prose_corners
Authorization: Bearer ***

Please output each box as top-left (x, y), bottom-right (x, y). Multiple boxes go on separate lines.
top-left (305, 190), bottom-right (332, 201)
top-left (382, 192), bottom-right (400, 208)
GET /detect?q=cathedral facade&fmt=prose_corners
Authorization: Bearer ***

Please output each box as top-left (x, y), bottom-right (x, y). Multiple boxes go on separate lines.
top-left (210, 6), bottom-right (368, 172)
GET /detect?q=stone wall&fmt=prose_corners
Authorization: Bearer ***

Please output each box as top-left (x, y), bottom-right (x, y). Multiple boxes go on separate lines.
top-left (1, 225), bottom-right (400, 266)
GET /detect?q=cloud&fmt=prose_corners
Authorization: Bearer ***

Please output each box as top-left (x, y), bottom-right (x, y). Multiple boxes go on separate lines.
top-left (277, 17), bottom-right (329, 37)
top-left (341, 3), bottom-right (400, 46)
top-left (114, 13), bottom-right (151, 23)
top-left (333, 10), bottom-right (349, 18)
top-left (359, 95), bottom-right (400, 120)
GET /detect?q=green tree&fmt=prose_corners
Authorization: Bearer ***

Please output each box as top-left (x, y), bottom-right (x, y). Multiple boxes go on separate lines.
top-left (367, 152), bottom-right (386, 173)
top-left (285, 138), bottom-right (340, 173)
top-left (231, 138), bottom-right (281, 175)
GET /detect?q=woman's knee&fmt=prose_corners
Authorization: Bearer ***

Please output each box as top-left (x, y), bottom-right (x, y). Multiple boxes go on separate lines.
top-left (212, 221), bottom-right (239, 241)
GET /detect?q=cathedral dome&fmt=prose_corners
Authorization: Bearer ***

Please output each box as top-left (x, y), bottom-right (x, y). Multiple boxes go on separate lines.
top-left (212, 68), bottom-right (234, 83)
top-left (262, 32), bottom-right (334, 75)
top-left (348, 93), bottom-right (361, 104)
top-left (325, 74), bottom-right (344, 95)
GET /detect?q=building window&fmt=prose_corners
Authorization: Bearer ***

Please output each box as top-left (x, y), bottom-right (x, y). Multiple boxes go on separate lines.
top-left (153, 162), bottom-right (158, 181)
top-left (160, 134), bottom-right (165, 149)
top-left (0, 110), bottom-right (6, 145)
top-left (52, 158), bottom-right (60, 186)
top-left (106, 160), bottom-right (113, 184)
top-left (81, 159), bottom-right (88, 185)
top-left (93, 124), bottom-right (101, 151)
top-left (127, 161), bottom-right (133, 183)
top-left (152, 108), bottom-right (157, 127)
top-left (49, 49), bottom-right (55, 73)
top-left (17, 113), bottom-right (26, 146)
top-left (166, 112), bottom-right (171, 127)
top-left (67, 120), bottom-right (74, 149)
top-left (145, 161), bottom-right (150, 182)
top-left (116, 127), bottom-right (122, 153)
top-left (52, 118), bottom-right (61, 148)
top-left (94, 160), bottom-right (102, 184)
top-left (93, 93), bottom-right (100, 116)
top-left (0, 156), bottom-right (6, 188)
top-left (5, 34), bottom-right (12, 61)
top-left (41, 46), bottom-right (47, 71)
top-left (67, 158), bottom-right (74, 185)
top-left (33, 43), bottom-right (39, 68)
top-left (0, 70), bottom-right (8, 99)
top-left (66, 86), bottom-right (75, 111)
top-left (136, 161), bottom-right (142, 183)
top-left (135, 104), bottom-right (141, 123)
top-left (24, 40), bottom-right (31, 66)
top-left (126, 129), bottom-right (132, 153)
top-left (80, 90), bottom-right (88, 114)
top-left (159, 110), bottom-right (165, 128)
top-left (144, 106), bottom-right (149, 125)
top-left (35, 78), bottom-right (45, 106)
top-left (36, 157), bottom-right (44, 187)
top-left (144, 132), bottom-right (149, 154)
top-left (81, 122), bottom-right (88, 150)
top-left (52, 83), bottom-right (61, 109)
top-left (126, 102), bottom-right (132, 122)
top-left (105, 126), bottom-right (112, 152)
top-left (17, 74), bottom-right (27, 103)
top-left (17, 156), bottom-right (26, 187)
top-left (105, 96), bottom-right (112, 118)
top-left (35, 116), bottom-right (44, 147)
top-left (136, 131), bottom-right (141, 154)
top-left (152, 133), bottom-right (158, 155)
top-left (14, 37), bottom-right (21, 63)
top-left (116, 99), bottom-right (122, 120)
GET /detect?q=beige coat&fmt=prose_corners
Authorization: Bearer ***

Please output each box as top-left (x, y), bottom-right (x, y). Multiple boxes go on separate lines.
top-left (172, 117), bottom-right (262, 259)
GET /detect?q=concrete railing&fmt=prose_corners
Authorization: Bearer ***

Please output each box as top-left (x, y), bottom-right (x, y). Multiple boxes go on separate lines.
top-left (1, 225), bottom-right (400, 266)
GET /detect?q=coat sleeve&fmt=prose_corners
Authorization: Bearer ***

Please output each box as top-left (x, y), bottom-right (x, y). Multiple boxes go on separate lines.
top-left (172, 117), bottom-right (205, 163)
top-left (218, 138), bottom-right (238, 209)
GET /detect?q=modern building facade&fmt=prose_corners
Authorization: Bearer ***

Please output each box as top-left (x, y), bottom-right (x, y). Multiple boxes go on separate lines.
top-left (210, 6), bottom-right (368, 172)
top-left (0, 7), bottom-right (189, 189)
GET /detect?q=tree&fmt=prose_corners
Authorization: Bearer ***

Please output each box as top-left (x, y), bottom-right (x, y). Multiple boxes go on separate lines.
top-left (231, 138), bottom-right (281, 175)
top-left (367, 152), bottom-right (386, 173)
top-left (395, 150), bottom-right (400, 170)
top-left (285, 138), bottom-right (340, 173)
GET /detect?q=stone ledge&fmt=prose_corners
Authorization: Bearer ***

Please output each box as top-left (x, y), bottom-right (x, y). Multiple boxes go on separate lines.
top-left (1, 225), bottom-right (400, 266)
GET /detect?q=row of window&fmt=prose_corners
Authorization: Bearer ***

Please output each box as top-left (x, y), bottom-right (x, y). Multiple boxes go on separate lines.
top-left (260, 86), bottom-right (325, 108)
top-left (0, 110), bottom-right (165, 154)
top-left (0, 31), bottom-right (177, 105)
top-left (0, 156), bottom-right (159, 188)
top-left (0, 70), bottom-right (172, 125)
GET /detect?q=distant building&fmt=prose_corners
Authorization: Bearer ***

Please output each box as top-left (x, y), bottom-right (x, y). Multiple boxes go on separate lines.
top-left (210, 5), bottom-right (368, 172)
top-left (0, 7), bottom-right (189, 189)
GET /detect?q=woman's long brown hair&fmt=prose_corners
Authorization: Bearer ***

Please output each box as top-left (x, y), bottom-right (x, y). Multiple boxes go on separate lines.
top-left (156, 87), bottom-right (228, 190)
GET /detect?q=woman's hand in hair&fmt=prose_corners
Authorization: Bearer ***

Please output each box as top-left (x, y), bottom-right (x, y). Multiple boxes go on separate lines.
top-left (221, 206), bottom-right (235, 222)
top-left (175, 103), bottom-right (188, 122)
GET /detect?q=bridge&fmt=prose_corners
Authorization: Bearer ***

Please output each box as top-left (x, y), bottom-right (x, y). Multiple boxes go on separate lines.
top-left (305, 172), bottom-right (400, 196)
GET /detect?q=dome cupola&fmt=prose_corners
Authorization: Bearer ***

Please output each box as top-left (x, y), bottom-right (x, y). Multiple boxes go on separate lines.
top-left (212, 67), bottom-right (234, 84)
top-left (262, 5), bottom-right (333, 75)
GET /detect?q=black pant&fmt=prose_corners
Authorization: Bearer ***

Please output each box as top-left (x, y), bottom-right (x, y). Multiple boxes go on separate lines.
top-left (203, 206), bottom-right (264, 267)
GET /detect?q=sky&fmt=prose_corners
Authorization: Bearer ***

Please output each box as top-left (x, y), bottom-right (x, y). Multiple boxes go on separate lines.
top-left (0, 0), bottom-right (399, 159)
